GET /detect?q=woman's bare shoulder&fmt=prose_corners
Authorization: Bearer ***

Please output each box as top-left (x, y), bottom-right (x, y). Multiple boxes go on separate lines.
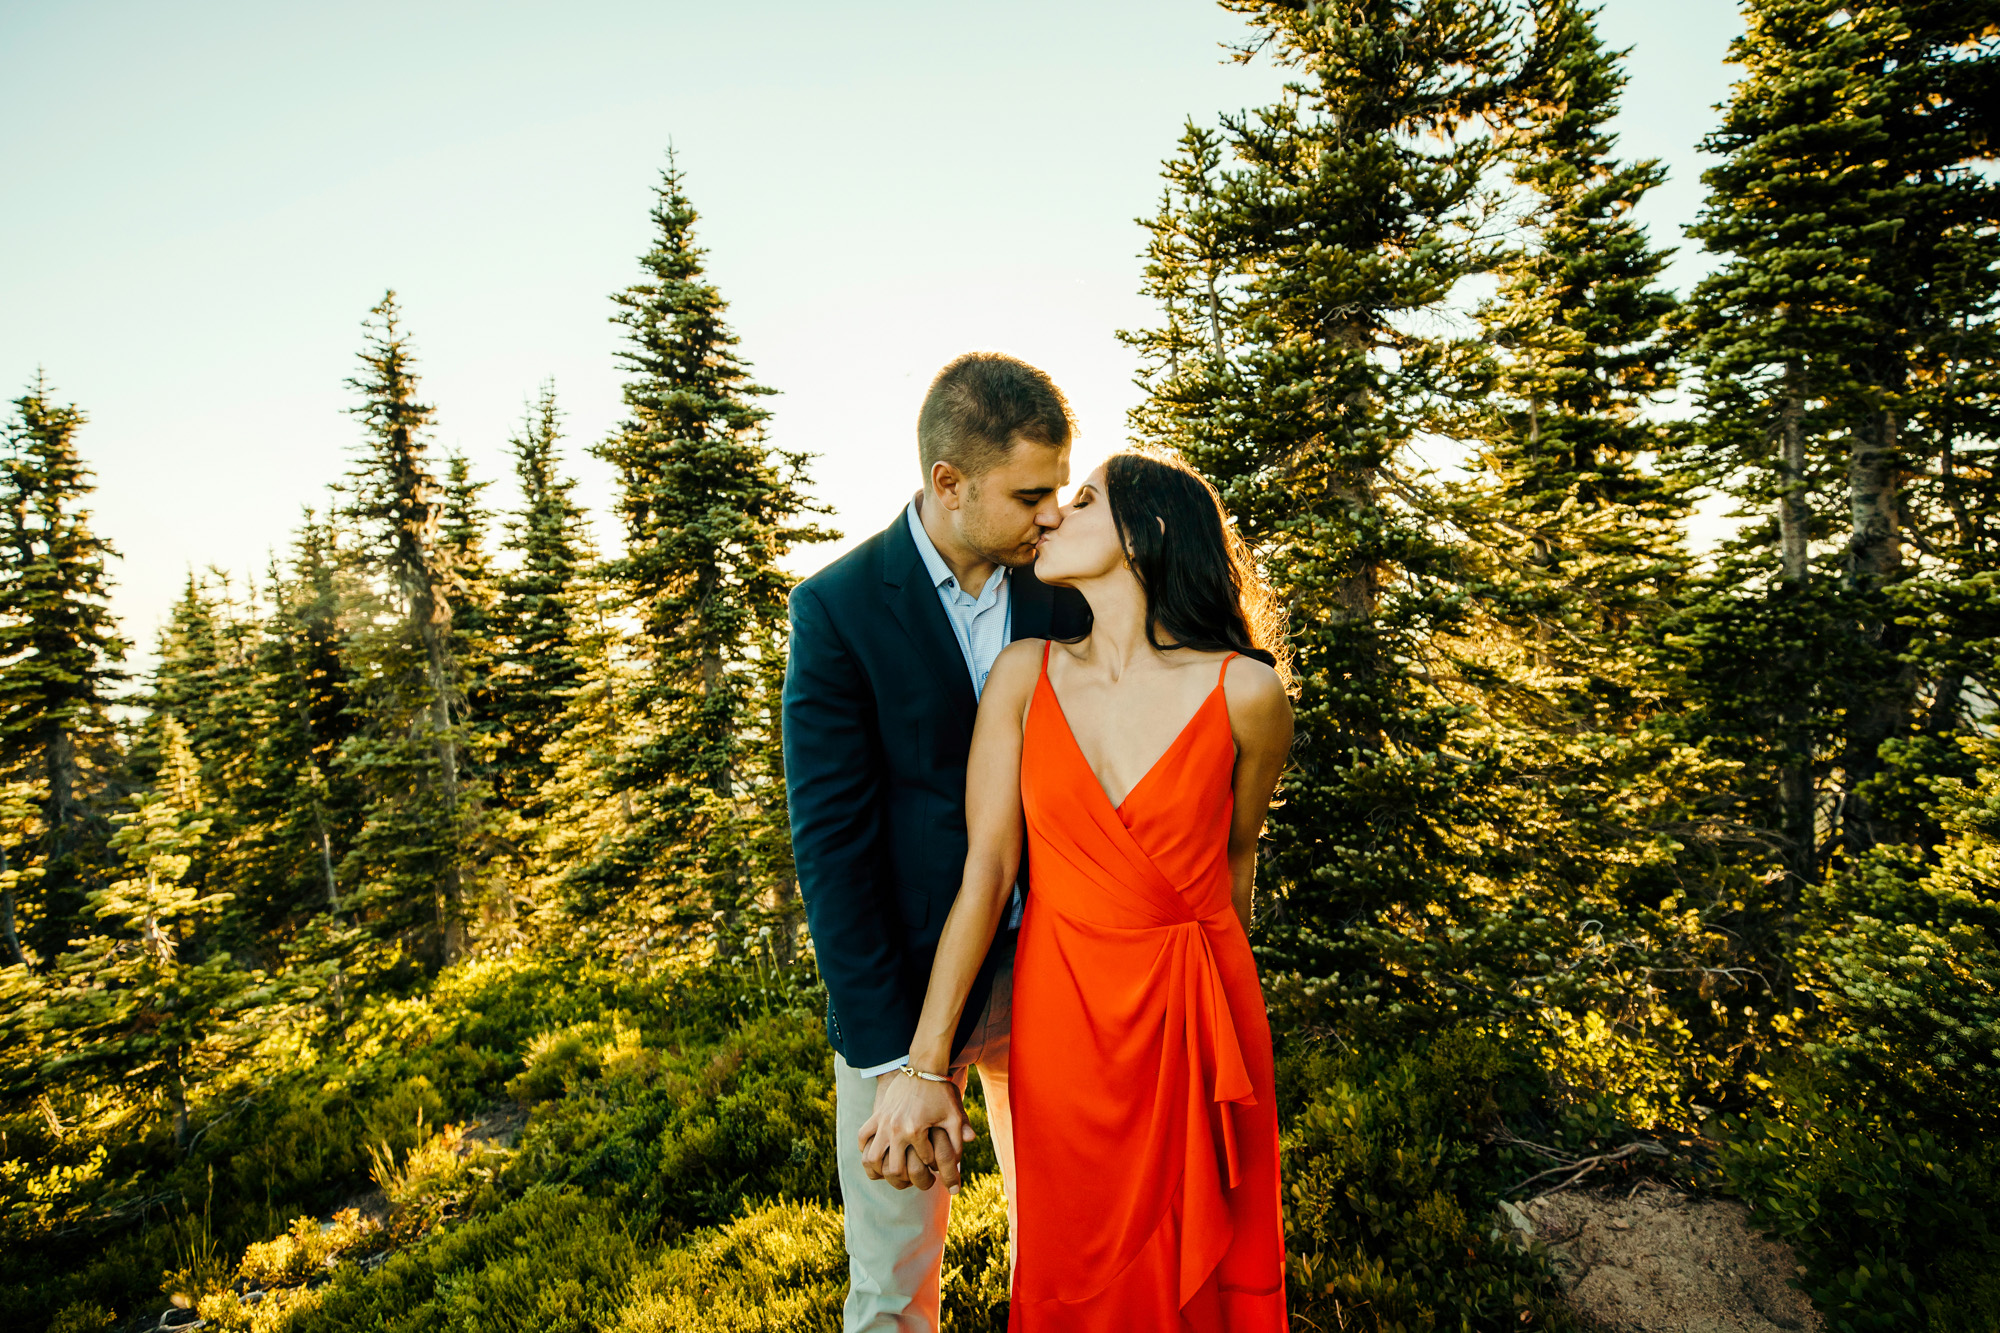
top-left (1222, 655), bottom-right (1291, 729)
top-left (982, 638), bottom-right (1047, 703)
top-left (992, 636), bottom-right (1047, 676)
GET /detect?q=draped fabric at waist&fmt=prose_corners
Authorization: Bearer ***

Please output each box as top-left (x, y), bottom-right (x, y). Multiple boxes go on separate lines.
top-left (1016, 885), bottom-right (1258, 1307)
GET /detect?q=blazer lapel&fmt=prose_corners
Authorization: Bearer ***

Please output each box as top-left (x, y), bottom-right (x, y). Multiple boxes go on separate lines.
top-left (880, 514), bottom-right (979, 725)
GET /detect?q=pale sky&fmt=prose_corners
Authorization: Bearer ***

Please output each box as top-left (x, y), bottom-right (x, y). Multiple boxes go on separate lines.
top-left (0, 1), bottom-right (1746, 669)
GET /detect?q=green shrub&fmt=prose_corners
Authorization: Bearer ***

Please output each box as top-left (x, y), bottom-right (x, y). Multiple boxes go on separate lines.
top-left (234, 1207), bottom-right (383, 1288)
top-left (367, 1115), bottom-right (481, 1243)
top-left (613, 1174), bottom-right (1010, 1333)
top-left (1721, 1092), bottom-right (2000, 1332)
top-left (502, 1009), bottom-right (837, 1238)
top-left (615, 1198), bottom-right (846, 1332)
top-left (1728, 740), bottom-right (2000, 1330)
top-left (1278, 1028), bottom-right (1585, 1331)
top-left (289, 1186), bottom-right (637, 1333)
top-left (45, 1302), bottom-right (115, 1333)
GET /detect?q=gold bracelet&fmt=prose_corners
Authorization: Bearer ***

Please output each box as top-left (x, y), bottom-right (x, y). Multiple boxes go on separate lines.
top-left (900, 1064), bottom-right (951, 1084)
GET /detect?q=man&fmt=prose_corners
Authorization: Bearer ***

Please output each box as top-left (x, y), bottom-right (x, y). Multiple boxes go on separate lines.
top-left (784, 352), bottom-right (1090, 1331)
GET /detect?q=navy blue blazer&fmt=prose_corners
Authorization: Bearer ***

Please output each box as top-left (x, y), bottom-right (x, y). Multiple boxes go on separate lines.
top-left (783, 511), bottom-right (1091, 1069)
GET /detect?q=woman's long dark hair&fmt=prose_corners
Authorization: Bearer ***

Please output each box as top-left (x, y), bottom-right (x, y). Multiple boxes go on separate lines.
top-left (1099, 447), bottom-right (1291, 688)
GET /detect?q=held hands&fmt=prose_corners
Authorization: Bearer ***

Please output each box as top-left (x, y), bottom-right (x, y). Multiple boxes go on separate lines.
top-left (858, 1069), bottom-right (977, 1193)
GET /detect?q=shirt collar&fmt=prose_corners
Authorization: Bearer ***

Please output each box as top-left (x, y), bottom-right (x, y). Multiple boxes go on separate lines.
top-left (906, 497), bottom-right (1008, 598)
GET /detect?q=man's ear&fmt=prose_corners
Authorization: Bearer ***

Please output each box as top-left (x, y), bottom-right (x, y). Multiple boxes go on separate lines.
top-left (931, 460), bottom-right (968, 511)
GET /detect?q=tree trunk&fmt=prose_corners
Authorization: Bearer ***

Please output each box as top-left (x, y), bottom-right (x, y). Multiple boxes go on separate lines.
top-left (1846, 407), bottom-right (1901, 589)
top-left (171, 1054), bottom-right (190, 1157)
top-left (1774, 364), bottom-right (1815, 931)
top-left (1205, 266), bottom-right (1226, 363)
top-left (315, 816), bottom-right (340, 914)
top-left (1842, 407), bottom-right (1910, 853)
top-left (1777, 364), bottom-right (1808, 584)
top-left (415, 580), bottom-right (468, 965)
top-left (0, 877), bottom-right (22, 969)
top-left (33, 721), bottom-right (82, 960)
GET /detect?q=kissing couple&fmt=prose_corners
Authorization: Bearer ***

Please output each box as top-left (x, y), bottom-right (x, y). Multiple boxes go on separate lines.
top-left (783, 352), bottom-right (1293, 1332)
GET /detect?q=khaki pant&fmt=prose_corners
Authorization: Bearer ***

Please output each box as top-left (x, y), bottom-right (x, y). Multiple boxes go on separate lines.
top-left (834, 957), bottom-right (1014, 1333)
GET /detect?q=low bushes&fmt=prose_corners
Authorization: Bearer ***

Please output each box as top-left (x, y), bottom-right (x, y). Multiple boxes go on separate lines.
top-left (501, 1009), bottom-right (837, 1240)
top-left (286, 1186), bottom-right (639, 1333)
top-left (611, 1179), bottom-right (1007, 1333)
top-left (1277, 1027), bottom-right (1593, 1332)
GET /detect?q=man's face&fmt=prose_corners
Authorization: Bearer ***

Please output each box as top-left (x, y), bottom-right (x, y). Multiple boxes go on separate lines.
top-left (938, 438), bottom-right (1071, 569)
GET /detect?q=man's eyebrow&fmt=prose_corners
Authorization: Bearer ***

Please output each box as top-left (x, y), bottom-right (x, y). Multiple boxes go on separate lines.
top-left (1013, 486), bottom-right (1056, 497)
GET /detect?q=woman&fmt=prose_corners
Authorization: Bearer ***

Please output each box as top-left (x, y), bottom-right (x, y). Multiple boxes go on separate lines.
top-left (887, 447), bottom-right (1293, 1331)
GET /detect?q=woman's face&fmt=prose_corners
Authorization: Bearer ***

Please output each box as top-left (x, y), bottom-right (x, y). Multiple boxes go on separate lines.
top-left (1032, 464), bottom-right (1126, 587)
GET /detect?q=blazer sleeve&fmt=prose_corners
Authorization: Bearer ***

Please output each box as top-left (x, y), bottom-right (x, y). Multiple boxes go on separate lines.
top-left (782, 581), bottom-right (918, 1067)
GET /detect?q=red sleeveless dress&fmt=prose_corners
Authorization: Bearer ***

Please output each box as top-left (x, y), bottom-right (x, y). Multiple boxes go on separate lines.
top-left (1009, 645), bottom-right (1287, 1331)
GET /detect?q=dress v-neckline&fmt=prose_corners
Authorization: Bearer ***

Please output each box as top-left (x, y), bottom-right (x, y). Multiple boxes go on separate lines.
top-left (1038, 650), bottom-right (1229, 816)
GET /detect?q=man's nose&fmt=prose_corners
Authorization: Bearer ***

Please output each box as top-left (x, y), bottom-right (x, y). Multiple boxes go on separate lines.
top-left (1035, 499), bottom-right (1063, 528)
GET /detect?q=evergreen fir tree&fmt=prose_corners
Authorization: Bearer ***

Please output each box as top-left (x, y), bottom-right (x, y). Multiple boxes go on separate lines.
top-left (1465, 0), bottom-right (1685, 653)
top-left (0, 781), bottom-right (42, 981)
top-left (530, 555), bottom-right (641, 933)
top-left (28, 719), bottom-right (261, 1154)
top-left (489, 384), bottom-right (586, 817)
top-left (439, 451), bottom-right (498, 743)
top-left (146, 571), bottom-right (266, 932)
top-left (242, 511), bottom-right (364, 927)
top-left (1125, 0), bottom-right (1532, 981)
top-left (0, 377), bottom-right (127, 966)
top-left (1676, 0), bottom-right (2000, 890)
top-left (340, 293), bottom-right (482, 964)
top-left (584, 160), bottom-right (831, 945)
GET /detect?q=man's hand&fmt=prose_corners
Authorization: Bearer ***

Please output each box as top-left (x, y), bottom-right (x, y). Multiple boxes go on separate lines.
top-left (858, 1070), bottom-right (977, 1192)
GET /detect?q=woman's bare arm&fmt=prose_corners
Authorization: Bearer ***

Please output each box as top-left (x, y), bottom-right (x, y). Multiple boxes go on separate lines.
top-left (1224, 658), bottom-right (1293, 932)
top-left (858, 639), bottom-right (1043, 1190)
top-left (907, 640), bottom-right (1043, 1071)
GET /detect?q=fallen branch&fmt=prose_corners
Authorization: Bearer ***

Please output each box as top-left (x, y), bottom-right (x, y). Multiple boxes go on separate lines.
top-left (1505, 1140), bottom-right (1669, 1202)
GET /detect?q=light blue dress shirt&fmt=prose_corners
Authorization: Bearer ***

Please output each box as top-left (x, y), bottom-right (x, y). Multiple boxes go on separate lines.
top-left (906, 499), bottom-right (1012, 696)
top-left (853, 502), bottom-right (1021, 1079)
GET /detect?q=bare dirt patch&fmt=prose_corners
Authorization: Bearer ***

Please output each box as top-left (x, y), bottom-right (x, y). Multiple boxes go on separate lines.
top-left (1502, 1184), bottom-right (1820, 1332)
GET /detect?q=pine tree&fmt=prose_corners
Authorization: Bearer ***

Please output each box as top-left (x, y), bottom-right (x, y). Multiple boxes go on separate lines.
top-left (242, 511), bottom-right (364, 926)
top-left (340, 293), bottom-right (482, 964)
top-left (1125, 0), bottom-right (1532, 981)
top-left (489, 384), bottom-right (586, 817)
top-left (0, 377), bottom-right (127, 966)
top-left (1677, 0), bottom-right (2000, 894)
top-left (1424, 0), bottom-right (1754, 1093)
top-left (145, 571), bottom-right (268, 932)
top-left (439, 452), bottom-right (498, 743)
top-left (1466, 0), bottom-right (1685, 655)
top-left (28, 719), bottom-right (262, 1154)
top-left (531, 556), bottom-right (641, 934)
top-left (584, 160), bottom-right (831, 946)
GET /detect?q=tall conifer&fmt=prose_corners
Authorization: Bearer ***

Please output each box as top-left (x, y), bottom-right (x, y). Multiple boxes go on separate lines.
top-left (246, 512), bottom-right (364, 924)
top-left (1678, 0), bottom-right (2000, 885)
top-left (1468, 0), bottom-right (1684, 649)
top-left (1126, 0), bottom-right (1530, 978)
top-left (489, 385), bottom-right (586, 816)
top-left (0, 378), bottom-right (126, 965)
top-left (28, 720), bottom-right (261, 1154)
top-left (584, 161), bottom-right (830, 944)
top-left (341, 294), bottom-right (481, 964)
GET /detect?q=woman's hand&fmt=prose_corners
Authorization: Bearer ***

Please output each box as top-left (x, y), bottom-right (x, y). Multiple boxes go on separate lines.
top-left (858, 1071), bottom-right (977, 1192)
